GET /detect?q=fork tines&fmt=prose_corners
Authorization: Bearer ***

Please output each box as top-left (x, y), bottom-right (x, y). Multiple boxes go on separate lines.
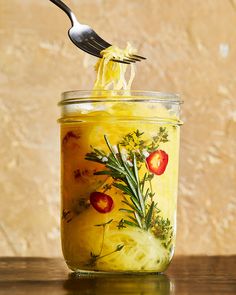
top-left (75, 35), bottom-right (146, 64)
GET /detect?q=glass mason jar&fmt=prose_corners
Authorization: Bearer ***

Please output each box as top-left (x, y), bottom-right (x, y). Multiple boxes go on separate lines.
top-left (59, 90), bottom-right (182, 274)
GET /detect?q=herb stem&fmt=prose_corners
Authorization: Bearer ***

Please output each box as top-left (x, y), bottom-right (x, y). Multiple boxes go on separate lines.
top-left (98, 225), bottom-right (105, 256)
top-left (96, 245), bottom-right (124, 261)
top-left (149, 179), bottom-right (153, 202)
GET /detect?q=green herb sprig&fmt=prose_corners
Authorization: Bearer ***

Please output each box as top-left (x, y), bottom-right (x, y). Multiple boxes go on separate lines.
top-left (86, 219), bottom-right (124, 267)
top-left (85, 129), bottom-right (173, 247)
top-left (86, 135), bottom-right (156, 231)
top-left (120, 127), bottom-right (169, 164)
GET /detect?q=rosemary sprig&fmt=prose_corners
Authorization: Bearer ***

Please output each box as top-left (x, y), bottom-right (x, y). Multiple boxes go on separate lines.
top-left (85, 131), bottom-right (173, 246)
top-left (86, 135), bottom-right (151, 231)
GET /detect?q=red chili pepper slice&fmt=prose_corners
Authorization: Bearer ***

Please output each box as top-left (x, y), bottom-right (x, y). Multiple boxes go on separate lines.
top-left (146, 150), bottom-right (168, 175)
top-left (90, 192), bottom-right (114, 213)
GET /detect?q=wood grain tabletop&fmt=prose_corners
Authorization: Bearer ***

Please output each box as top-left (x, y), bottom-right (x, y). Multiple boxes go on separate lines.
top-left (0, 256), bottom-right (235, 294)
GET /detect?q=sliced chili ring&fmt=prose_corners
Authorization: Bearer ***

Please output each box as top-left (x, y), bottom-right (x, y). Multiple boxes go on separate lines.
top-left (90, 192), bottom-right (114, 213)
top-left (146, 150), bottom-right (168, 175)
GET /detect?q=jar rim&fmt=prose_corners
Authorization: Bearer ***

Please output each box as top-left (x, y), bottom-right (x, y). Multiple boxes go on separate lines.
top-left (59, 90), bottom-right (182, 105)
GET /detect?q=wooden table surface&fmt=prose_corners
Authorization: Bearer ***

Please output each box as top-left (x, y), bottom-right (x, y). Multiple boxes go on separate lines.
top-left (0, 256), bottom-right (235, 294)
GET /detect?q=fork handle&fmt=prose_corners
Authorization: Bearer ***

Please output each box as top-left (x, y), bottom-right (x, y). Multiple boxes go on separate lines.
top-left (49, 0), bottom-right (78, 25)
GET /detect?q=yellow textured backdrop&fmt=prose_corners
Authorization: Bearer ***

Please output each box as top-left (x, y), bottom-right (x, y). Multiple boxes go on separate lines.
top-left (0, 0), bottom-right (236, 256)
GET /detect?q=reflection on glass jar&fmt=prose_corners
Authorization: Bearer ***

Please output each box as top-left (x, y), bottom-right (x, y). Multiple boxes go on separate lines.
top-left (59, 90), bottom-right (182, 273)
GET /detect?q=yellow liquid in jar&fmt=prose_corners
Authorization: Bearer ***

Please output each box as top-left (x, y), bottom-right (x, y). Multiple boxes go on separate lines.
top-left (60, 100), bottom-right (180, 273)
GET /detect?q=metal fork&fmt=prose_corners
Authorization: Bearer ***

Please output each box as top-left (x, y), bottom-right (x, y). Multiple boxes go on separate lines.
top-left (49, 0), bottom-right (146, 64)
